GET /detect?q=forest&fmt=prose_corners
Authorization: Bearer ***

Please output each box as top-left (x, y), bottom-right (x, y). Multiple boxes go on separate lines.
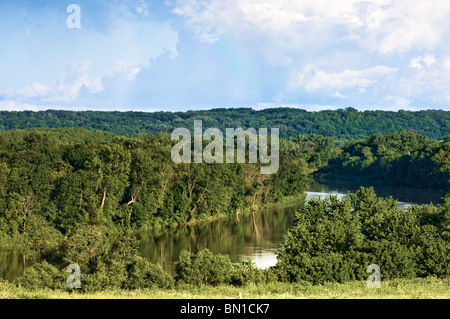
top-left (0, 108), bottom-right (449, 295)
top-left (0, 107), bottom-right (449, 140)
top-left (0, 127), bottom-right (307, 266)
top-left (315, 130), bottom-right (450, 191)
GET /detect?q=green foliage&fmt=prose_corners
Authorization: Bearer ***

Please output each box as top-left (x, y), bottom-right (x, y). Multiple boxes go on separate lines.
top-left (271, 153), bottom-right (309, 198)
top-left (231, 259), bottom-right (265, 286)
top-left (317, 131), bottom-right (450, 190)
top-left (175, 249), bottom-right (235, 286)
top-left (0, 108), bottom-right (449, 140)
top-left (283, 134), bottom-right (339, 169)
top-left (14, 261), bottom-right (66, 290)
top-left (126, 256), bottom-right (175, 289)
top-left (275, 187), bottom-right (450, 284)
top-left (174, 249), bottom-right (268, 287)
top-left (60, 226), bottom-right (105, 271)
top-left (16, 214), bottom-right (63, 263)
top-left (78, 237), bottom-right (174, 292)
top-left (0, 115), bottom-right (448, 291)
top-left (0, 127), bottom-right (305, 266)
top-left (14, 236), bottom-right (175, 293)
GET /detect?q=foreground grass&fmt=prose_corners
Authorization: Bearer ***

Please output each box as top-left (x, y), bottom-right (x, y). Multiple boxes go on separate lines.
top-left (1, 277), bottom-right (449, 299)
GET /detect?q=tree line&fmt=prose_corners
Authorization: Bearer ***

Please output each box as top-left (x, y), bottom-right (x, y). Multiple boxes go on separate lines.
top-left (0, 117), bottom-right (449, 290)
top-left (9, 187), bottom-right (450, 292)
top-left (315, 130), bottom-right (450, 191)
top-left (1, 108), bottom-right (449, 140)
top-left (0, 127), bottom-right (308, 266)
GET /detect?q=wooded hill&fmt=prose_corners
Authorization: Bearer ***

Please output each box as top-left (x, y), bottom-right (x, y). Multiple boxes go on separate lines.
top-left (1, 108), bottom-right (449, 140)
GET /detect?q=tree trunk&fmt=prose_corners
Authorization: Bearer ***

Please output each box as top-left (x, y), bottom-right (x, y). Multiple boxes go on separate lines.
top-left (126, 194), bottom-right (136, 207)
top-left (22, 255), bottom-right (26, 276)
top-left (252, 210), bottom-right (260, 239)
top-left (101, 186), bottom-right (107, 210)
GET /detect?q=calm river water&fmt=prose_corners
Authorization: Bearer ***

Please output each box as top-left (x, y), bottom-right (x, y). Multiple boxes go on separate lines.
top-left (0, 182), bottom-right (445, 280)
top-left (137, 182), bottom-right (444, 274)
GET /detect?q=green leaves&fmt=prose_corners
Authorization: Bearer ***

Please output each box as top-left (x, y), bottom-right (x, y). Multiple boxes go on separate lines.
top-left (276, 187), bottom-right (450, 284)
top-left (316, 130), bottom-right (449, 189)
top-left (14, 261), bottom-right (66, 291)
top-left (175, 249), bottom-right (235, 286)
top-left (126, 256), bottom-right (175, 289)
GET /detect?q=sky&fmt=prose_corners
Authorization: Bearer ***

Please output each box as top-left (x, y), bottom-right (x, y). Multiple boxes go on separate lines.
top-left (1, 0), bottom-right (450, 112)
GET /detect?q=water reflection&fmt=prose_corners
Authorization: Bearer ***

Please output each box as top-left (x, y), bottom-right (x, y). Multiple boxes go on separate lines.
top-left (1, 182), bottom-right (445, 281)
top-left (137, 182), bottom-right (444, 273)
top-left (0, 249), bottom-right (26, 281)
top-left (307, 181), bottom-right (444, 209)
top-left (308, 181), bottom-right (445, 204)
top-left (138, 198), bottom-right (305, 273)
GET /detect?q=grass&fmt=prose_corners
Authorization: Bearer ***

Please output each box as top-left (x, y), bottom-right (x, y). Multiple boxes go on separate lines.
top-left (1, 277), bottom-right (448, 299)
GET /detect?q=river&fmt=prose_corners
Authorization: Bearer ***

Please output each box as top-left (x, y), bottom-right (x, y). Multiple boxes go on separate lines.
top-left (0, 182), bottom-right (445, 280)
top-left (137, 182), bottom-right (444, 273)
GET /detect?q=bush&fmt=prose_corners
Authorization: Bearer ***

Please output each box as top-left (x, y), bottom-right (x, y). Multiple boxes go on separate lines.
top-left (61, 226), bottom-right (105, 272)
top-left (126, 256), bottom-right (174, 289)
top-left (362, 240), bottom-right (418, 279)
top-left (276, 195), bottom-right (364, 284)
top-left (275, 187), bottom-right (450, 284)
top-left (175, 249), bottom-right (234, 286)
top-left (80, 272), bottom-right (108, 293)
top-left (415, 225), bottom-right (450, 278)
top-left (15, 261), bottom-right (66, 290)
top-left (231, 260), bottom-right (265, 286)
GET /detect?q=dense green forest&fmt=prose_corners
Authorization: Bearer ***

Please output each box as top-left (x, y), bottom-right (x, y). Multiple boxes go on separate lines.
top-left (0, 109), bottom-right (449, 294)
top-left (276, 187), bottom-right (450, 284)
top-left (315, 131), bottom-right (450, 191)
top-left (0, 127), bottom-right (307, 261)
top-left (1, 108), bottom-right (449, 140)
top-left (7, 187), bottom-right (450, 292)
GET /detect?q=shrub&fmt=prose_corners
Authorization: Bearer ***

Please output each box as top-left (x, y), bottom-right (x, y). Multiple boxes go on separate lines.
top-left (362, 240), bottom-right (418, 279)
top-left (61, 226), bottom-right (105, 272)
top-left (80, 272), bottom-right (109, 293)
top-left (175, 249), bottom-right (234, 286)
top-left (276, 187), bottom-right (450, 284)
top-left (415, 225), bottom-right (450, 278)
top-left (75, 237), bottom-right (174, 291)
top-left (15, 261), bottom-right (66, 290)
top-left (231, 260), bottom-right (265, 286)
top-left (126, 256), bottom-right (174, 289)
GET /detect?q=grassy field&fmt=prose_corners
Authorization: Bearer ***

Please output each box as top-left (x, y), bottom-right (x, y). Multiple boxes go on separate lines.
top-left (1, 277), bottom-right (448, 299)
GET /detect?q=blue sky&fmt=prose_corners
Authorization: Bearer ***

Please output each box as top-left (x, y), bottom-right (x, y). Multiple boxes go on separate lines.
top-left (1, 0), bottom-right (450, 112)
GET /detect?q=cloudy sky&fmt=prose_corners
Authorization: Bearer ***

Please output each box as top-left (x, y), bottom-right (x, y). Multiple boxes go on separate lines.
top-left (1, 0), bottom-right (450, 112)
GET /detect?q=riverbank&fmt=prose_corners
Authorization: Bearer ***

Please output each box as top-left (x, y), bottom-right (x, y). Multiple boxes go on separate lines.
top-left (1, 277), bottom-right (448, 299)
top-left (138, 193), bottom-right (308, 231)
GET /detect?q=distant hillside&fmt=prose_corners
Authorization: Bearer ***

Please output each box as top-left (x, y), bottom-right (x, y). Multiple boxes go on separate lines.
top-left (315, 130), bottom-right (450, 190)
top-left (0, 107), bottom-right (449, 140)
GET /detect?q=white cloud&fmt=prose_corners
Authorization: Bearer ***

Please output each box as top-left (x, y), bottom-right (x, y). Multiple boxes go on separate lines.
top-left (0, 100), bottom-right (39, 111)
top-left (444, 57), bottom-right (450, 70)
top-left (2, 1), bottom-right (450, 111)
top-left (49, 61), bottom-right (103, 103)
top-left (136, 0), bottom-right (150, 15)
top-left (1, 61), bottom-right (103, 104)
top-left (409, 54), bottom-right (437, 70)
top-left (172, 0), bottom-right (450, 55)
top-left (108, 60), bottom-right (145, 81)
top-left (330, 92), bottom-right (347, 99)
top-left (1, 82), bottom-right (51, 100)
top-left (0, 1), bottom-right (180, 109)
top-left (254, 103), bottom-right (343, 112)
top-left (295, 65), bottom-right (397, 92)
top-left (383, 95), bottom-right (411, 109)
